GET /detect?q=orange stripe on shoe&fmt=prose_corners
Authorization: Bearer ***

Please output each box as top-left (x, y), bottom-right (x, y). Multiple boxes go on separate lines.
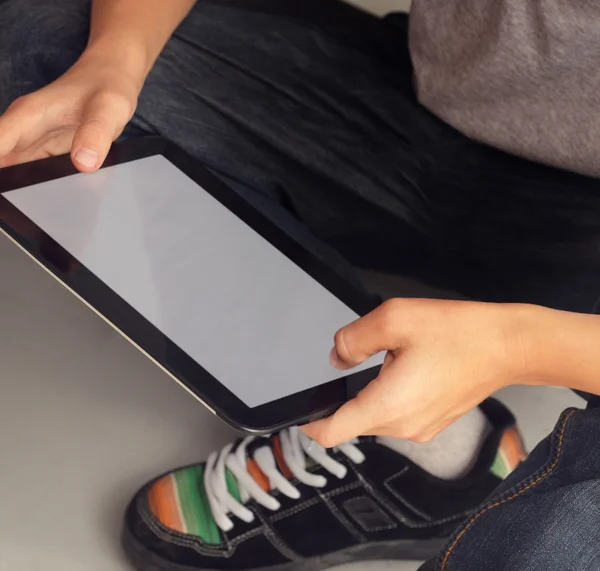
top-left (147, 475), bottom-right (186, 533)
top-left (501, 427), bottom-right (527, 469)
top-left (272, 435), bottom-right (293, 480)
top-left (247, 459), bottom-right (271, 492)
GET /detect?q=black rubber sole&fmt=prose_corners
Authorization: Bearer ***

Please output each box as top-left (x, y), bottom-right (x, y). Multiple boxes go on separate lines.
top-left (122, 524), bottom-right (445, 571)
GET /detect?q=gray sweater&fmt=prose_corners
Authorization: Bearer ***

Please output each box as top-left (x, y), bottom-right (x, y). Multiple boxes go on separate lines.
top-left (409, 0), bottom-right (600, 177)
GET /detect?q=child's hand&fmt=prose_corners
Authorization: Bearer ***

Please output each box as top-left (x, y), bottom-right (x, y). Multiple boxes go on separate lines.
top-left (0, 51), bottom-right (141, 172)
top-left (302, 299), bottom-right (538, 447)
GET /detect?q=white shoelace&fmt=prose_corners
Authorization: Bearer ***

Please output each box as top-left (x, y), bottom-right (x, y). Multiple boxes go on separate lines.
top-left (204, 427), bottom-right (366, 531)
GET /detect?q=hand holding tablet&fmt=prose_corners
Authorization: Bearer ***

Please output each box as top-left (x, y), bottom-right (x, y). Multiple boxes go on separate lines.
top-left (0, 138), bottom-right (383, 433)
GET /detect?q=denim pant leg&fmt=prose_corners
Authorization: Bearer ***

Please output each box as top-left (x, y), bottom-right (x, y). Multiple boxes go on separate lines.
top-left (4, 0), bottom-right (600, 314)
top-left (417, 407), bottom-right (600, 571)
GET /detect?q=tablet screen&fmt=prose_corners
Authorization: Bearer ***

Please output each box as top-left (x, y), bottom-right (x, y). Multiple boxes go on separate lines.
top-left (5, 156), bottom-right (381, 408)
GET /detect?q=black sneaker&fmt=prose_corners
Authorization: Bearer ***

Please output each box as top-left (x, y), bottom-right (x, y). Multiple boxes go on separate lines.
top-left (122, 398), bottom-right (525, 571)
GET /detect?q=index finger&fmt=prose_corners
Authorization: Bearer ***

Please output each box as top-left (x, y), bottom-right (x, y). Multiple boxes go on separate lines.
top-left (0, 96), bottom-right (55, 166)
top-left (301, 370), bottom-right (394, 447)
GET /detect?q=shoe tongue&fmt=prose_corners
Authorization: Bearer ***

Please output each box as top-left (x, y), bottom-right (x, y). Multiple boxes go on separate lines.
top-left (232, 434), bottom-right (296, 495)
top-left (234, 432), bottom-right (323, 495)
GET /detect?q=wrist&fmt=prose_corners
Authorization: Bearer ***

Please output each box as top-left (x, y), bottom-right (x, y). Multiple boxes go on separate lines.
top-left (501, 303), bottom-right (555, 386)
top-left (505, 303), bottom-right (600, 392)
top-left (79, 37), bottom-right (151, 90)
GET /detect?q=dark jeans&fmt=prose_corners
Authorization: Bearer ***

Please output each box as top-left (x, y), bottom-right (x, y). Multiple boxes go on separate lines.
top-left (3, 0), bottom-right (600, 568)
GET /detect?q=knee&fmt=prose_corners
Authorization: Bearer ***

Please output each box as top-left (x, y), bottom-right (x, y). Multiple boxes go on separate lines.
top-left (0, 0), bottom-right (91, 111)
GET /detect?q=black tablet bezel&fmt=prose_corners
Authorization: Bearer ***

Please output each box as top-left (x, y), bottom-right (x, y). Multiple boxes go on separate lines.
top-left (0, 137), bottom-right (381, 433)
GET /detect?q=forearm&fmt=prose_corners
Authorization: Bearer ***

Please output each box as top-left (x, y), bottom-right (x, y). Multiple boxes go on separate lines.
top-left (518, 304), bottom-right (600, 395)
top-left (83, 0), bottom-right (197, 86)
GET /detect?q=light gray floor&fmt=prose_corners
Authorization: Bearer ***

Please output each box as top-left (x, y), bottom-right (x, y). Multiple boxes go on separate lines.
top-left (0, 232), bottom-right (583, 571)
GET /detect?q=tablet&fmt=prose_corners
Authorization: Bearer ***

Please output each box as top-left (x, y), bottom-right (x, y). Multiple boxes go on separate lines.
top-left (0, 138), bottom-right (383, 433)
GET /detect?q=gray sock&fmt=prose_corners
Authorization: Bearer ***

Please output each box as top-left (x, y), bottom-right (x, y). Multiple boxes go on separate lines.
top-left (377, 407), bottom-right (492, 480)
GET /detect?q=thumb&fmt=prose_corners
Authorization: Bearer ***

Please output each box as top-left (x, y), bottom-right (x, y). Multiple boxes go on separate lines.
top-left (332, 299), bottom-right (406, 369)
top-left (71, 96), bottom-right (130, 172)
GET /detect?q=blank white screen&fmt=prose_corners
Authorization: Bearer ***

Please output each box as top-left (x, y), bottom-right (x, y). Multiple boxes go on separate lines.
top-left (5, 156), bottom-right (382, 407)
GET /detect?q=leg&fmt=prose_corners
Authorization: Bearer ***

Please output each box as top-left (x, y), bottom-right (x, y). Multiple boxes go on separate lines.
top-left (421, 406), bottom-right (600, 571)
top-left (130, 3), bottom-right (600, 316)
top-left (125, 0), bottom-right (427, 293)
top-left (399, 114), bottom-right (600, 315)
top-left (0, 0), bottom-right (90, 102)
top-left (4, 0), bottom-right (600, 313)
top-left (0, 0), bottom-right (390, 295)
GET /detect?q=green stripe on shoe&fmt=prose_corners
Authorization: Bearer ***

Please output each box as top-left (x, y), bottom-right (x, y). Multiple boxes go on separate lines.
top-left (226, 468), bottom-right (242, 503)
top-left (174, 466), bottom-right (222, 544)
top-left (490, 451), bottom-right (510, 480)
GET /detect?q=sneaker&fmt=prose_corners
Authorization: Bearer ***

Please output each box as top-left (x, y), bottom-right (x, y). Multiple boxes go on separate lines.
top-left (122, 398), bottom-right (526, 571)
